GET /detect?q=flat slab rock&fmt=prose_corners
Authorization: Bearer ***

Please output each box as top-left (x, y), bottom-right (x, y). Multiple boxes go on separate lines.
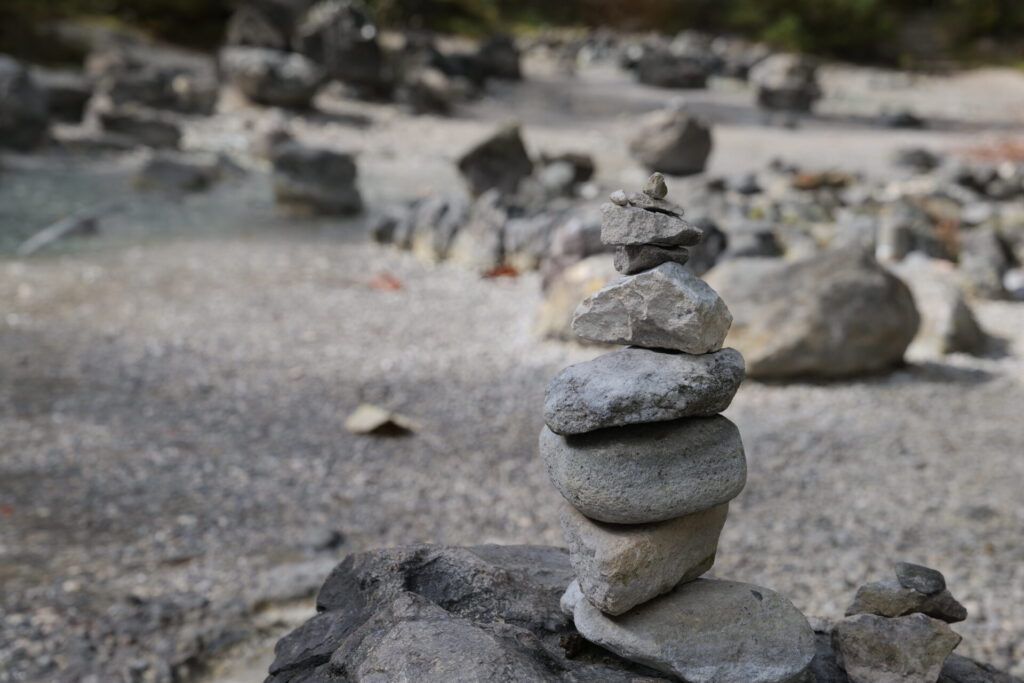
top-left (572, 262), bottom-right (733, 354)
top-left (560, 502), bottom-right (728, 616)
top-left (562, 578), bottom-right (816, 683)
top-left (540, 415), bottom-right (746, 524)
top-left (600, 203), bottom-right (702, 247)
top-left (267, 544), bottom-right (1019, 683)
top-left (544, 346), bottom-right (744, 435)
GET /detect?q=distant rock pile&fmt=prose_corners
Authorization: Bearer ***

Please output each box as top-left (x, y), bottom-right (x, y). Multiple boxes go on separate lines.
top-left (541, 175), bottom-right (816, 681)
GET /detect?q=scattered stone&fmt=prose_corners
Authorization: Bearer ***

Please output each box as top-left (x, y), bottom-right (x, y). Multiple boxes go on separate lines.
top-left (891, 257), bottom-right (989, 357)
top-left (600, 204), bottom-right (701, 246)
top-left (343, 404), bottom-right (415, 436)
top-left (543, 347), bottom-right (744, 435)
top-left (572, 262), bottom-right (733, 354)
top-left (88, 45), bottom-right (218, 115)
top-left (636, 51), bottom-right (709, 89)
top-left (540, 416), bottom-right (746, 524)
top-left (477, 34), bottom-right (521, 81)
top-left (0, 55), bottom-right (49, 150)
top-left (271, 141), bottom-right (362, 215)
top-left (833, 613), bottom-right (961, 683)
top-left (225, 2), bottom-right (295, 50)
top-left (220, 47), bottom-right (323, 109)
top-left (293, 0), bottom-right (391, 97)
top-left (960, 226), bottom-right (1011, 299)
top-left (447, 189), bottom-right (506, 270)
top-left (456, 124), bottom-right (533, 197)
top-left (96, 108), bottom-right (181, 149)
top-left (559, 502), bottom-right (728, 616)
top-left (705, 247), bottom-right (919, 379)
top-left (33, 68), bottom-right (92, 123)
top-left (846, 580), bottom-right (967, 624)
top-left (398, 67), bottom-right (454, 115)
top-left (134, 152), bottom-right (233, 192)
top-left (408, 193), bottom-right (470, 262)
top-left (565, 578), bottom-right (816, 683)
top-left (614, 244), bottom-right (689, 274)
top-left (629, 104), bottom-right (713, 176)
top-left (939, 653), bottom-right (1023, 683)
top-left (539, 152), bottom-right (595, 185)
top-left (749, 53), bottom-right (821, 112)
top-left (535, 254), bottom-right (618, 342)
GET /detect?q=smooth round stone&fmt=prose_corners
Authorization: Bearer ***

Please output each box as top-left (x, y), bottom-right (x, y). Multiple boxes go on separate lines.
top-left (563, 578), bottom-right (816, 683)
top-left (540, 416), bottom-right (746, 524)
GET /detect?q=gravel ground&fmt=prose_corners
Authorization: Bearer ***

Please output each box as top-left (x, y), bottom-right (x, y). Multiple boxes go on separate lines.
top-left (1, 56), bottom-right (1023, 680)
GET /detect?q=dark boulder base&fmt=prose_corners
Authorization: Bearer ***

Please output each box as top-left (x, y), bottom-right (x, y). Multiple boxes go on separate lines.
top-left (267, 545), bottom-right (1016, 682)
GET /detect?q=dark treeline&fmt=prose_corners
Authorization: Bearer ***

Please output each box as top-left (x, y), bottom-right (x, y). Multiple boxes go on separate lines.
top-left (3, 0), bottom-right (1024, 66)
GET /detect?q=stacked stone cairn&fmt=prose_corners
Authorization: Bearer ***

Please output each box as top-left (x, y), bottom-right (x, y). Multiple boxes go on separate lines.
top-left (542, 173), bottom-right (816, 682)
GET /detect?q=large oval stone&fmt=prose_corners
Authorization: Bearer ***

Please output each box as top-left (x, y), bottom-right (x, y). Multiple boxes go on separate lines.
top-left (540, 416), bottom-right (746, 524)
top-left (563, 578), bottom-right (816, 683)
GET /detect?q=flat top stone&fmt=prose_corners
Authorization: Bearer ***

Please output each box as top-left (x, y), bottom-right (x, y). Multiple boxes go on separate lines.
top-left (600, 203), bottom-right (701, 247)
top-left (566, 578), bottom-right (816, 683)
top-left (627, 191), bottom-right (685, 217)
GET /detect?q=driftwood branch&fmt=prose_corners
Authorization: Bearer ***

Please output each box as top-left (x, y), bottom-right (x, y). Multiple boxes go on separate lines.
top-left (16, 202), bottom-right (120, 257)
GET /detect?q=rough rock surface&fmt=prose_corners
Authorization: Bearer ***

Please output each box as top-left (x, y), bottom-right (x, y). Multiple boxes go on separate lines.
top-left (0, 55), bottom-right (49, 150)
top-left (456, 124), bottom-right (533, 197)
top-left (535, 254), bottom-right (618, 342)
top-left (540, 416), bottom-right (746, 524)
top-left (705, 248), bottom-right (919, 379)
top-left (543, 347), bottom-right (744, 435)
top-left (271, 142), bottom-right (362, 215)
top-left (846, 579), bottom-right (968, 624)
top-left (895, 562), bottom-right (947, 595)
top-left (629, 104), bottom-right (713, 176)
top-left (563, 578), bottom-right (816, 683)
top-left (833, 613), bottom-right (962, 683)
top-left (600, 203), bottom-right (702, 247)
top-left (559, 502), bottom-right (728, 616)
top-left (572, 262), bottom-right (733, 354)
top-left (268, 544), bottom-right (671, 682)
top-left (891, 257), bottom-right (989, 357)
top-left (220, 47), bottom-right (323, 109)
top-left (614, 245), bottom-right (689, 274)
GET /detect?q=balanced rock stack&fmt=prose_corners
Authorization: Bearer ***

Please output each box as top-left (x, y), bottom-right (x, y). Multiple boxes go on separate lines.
top-left (542, 174), bottom-right (816, 682)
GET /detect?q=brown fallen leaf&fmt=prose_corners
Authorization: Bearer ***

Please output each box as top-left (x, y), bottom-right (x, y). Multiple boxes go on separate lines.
top-left (482, 264), bottom-right (519, 279)
top-left (344, 403), bottom-right (416, 436)
top-left (367, 271), bottom-right (403, 291)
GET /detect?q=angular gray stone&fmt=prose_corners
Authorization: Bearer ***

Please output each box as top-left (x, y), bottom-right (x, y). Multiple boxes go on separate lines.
top-left (749, 53), bottom-right (821, 112)
top-left (629, 105), bottom-right (712, 176)
top-left (833, 613), bottom-right (961, 683)
top-left (705, 247), bottom-right (919, 379)
top-left (572, 262), bottom-right (733, 353)
top-left (626, 191), bottom-right (685, 217)
top-left (535, 254), bottom-right (618, 343)
top-left (456, 124), bottom-right (533, 197)
top-left (614, 245), bottom-right (689, 275)
top-left (564, 578), bottom-right (816, 683)
top-left (845, 579), bottom-right (967, 624)
top-left (559, 502), bottom-right (728, 616)
top-left (543, 347), bottom-right (744, 435)
top-left (895, 562), bottom-right (946, 596)
top-left (600, 203), bottom-right (701, 247)
top-left (540, 416), bottom-right (746, 524)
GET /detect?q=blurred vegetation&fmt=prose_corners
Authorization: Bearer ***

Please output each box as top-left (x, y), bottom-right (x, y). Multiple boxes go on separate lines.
top-left (3, 0), bottom-right (1024, 67)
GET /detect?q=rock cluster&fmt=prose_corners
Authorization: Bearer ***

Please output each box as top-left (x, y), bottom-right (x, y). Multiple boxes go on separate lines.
top-left (833, 562), bottom-right (969, 682)
top-left (541, 174), bottom-right (816, 681)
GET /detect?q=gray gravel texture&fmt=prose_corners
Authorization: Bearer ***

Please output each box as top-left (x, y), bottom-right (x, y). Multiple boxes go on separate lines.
top-left (1, 53), bottom-right (1024, 680)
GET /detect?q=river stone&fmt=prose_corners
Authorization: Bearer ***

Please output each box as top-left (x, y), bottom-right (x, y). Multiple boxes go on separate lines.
top-left (705, 247), bottom-right (919, 379)
top-left (643, 172), bottom-right (668, 199)
top-left (457, 124), bottom-right (533, 197)
top-left (614, 245), bottom-right (689, 274)
top-left (540, 416), bottom-right (746, 524)
top-left (845, 579), bottom-right (967, 624)
top-left (559, 502), bottom-right (728, 616)
top-left (0, 55), bottom-right (49, 150)
top-left (895, 562), bottom-right (946, 595)
top-left (220, 47), bottom-right (323, 109)
top-left (572, 262), bottom-right (732, 353)
top-left (833, 613), bottom-right (961, 683)
top-left (564, 578), bottom-right (816, 683)
top-left (600, 203), bottom-right (702, 247)
top-left (543, 347), bottom-right (744, 435)
top-left (629, 105), bottom-right (713, 176)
